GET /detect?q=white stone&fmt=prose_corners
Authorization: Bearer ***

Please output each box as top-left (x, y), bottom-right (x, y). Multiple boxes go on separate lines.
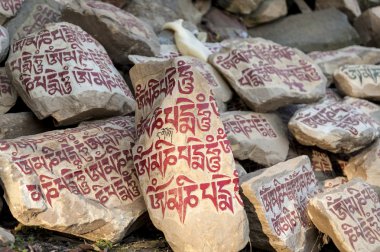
top-left (6, 22), bottom-right (136, 126)
top-left (323, 177), bottom-right (348, 189)
top-left (0, 116), bottom-right (146, 242)
top-left (334, 64), bottom-right (380, 100)
top-left (241, 156), bottom-right (321, 252)
top-left (0, 67), bottom-right (16, 114)
top-left (222, 111), bottom-right (289, 166)
top-left (210, 38), bottom-right (327, 112)
top-left (307, 179), bottom-right (380, 252)
top-left (289, 101), bottom-right (380, 153)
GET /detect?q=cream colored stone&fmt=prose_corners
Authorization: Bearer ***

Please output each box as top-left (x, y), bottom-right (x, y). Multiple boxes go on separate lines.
top-left (343, 96), bottom-right (380, 124)
top-left (345, 139), bottom-right (380, 195)
top-left (222, 111), bottom-right (289, 166)
top-left (0, 68), bottom-right (16, 114)
top-left (289, 101), bottom-right (379, 153)
top-left (6, 22), bottom-right (136, 126)
top-left (210, 38), bottom-right (327, 112)
top-left (130, 57), bottom-right (249, 252)
top-left (308, 46), bottom-right (380, 83)
top-left (163, 19), bottom-right (211, 61)
top-left (308, 179), bottom-right (380, 252)
top-left (0, 116), bottom-right (146, 242)
top-left (334, 65), bottom-right (380, 101)
top-left (241, 156), bottom-right (321, 252)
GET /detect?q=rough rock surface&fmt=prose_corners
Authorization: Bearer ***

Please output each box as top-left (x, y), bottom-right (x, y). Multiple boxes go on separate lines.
top-left (354, 6), bottom-right (380, 47)
top-left (222, 111), bottom-right (289, 166)
top-left (334, 65), bottom-right (380, 100)
top-left (249, 8), bottom-right (360, 53)
top-left (289, 101), bottom-right (380, 153)
top-left (0, 116), bottom-right (146, 242)
top-left (0, 0), bottom-right (24, 25)
top-left (345, 139), bottom-right (380, 194)
top-left (210, 38), bottom-right (326, 112)
top-left (243, 0), bottom-right (287, 27)
top-left (62, 0), bottom-right (160, 65)
top-left (130, 57), bottom-right (249, 252)
top-left (0, 68), bottom-right (16, 114)
top-left (241, 156), bottom-right (321, 252)
top-left (315, 0), bottom-right (361, 21)
top-left (6, 22), bottom-right (136, 126)
top-left (308, 179), bottom-right (380, 252)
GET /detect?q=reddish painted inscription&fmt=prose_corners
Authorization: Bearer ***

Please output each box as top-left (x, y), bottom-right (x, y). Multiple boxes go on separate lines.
top-left (223, 114), bottom-right (277, 138)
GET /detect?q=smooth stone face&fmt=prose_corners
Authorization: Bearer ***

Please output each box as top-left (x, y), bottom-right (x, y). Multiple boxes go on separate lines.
top-left (0, 116), bottom-right (146, 242)
top-left (343, 96), bottom-right (380, 124)
top-left (0, 26), bottom-right (9, 62)
top-left (6, 22), bottom-right (136, 126)
top-left (0, 0), bottom-right (24, 25)
top-left (315, 0), bottom-right (361, 21)
top-left (0, 112), bottom-right (51, 139)
top-left (62, 0), bottom-right (160, 65)
top-left (307, 179), bottom-right (380, 252)
top-left (243, 0), bottom-right (287, 27)
top-left (249, 9), bottom-right (360, 53)
top-left (222, 111), bottom-right (289, 166)
top-left (308, 46), bottom-right (380, 83)
top-left (334, 65), bottom-right (380, 101)
top-left (214, 0), bottom-right (262, 14)
top-left (210, 38), bottom-right (327, 112)
top-left (5, 0), bottom-right (62, 41)
top-left (345, 139), bottom-right (380, 195)
top-left (130, 57), bottom-right (249, 252)
top-left (241, 156), bottom-right (321, 252)
top-left (0, 68), bottom-right (17, 114)
top-left (354, 6), bottom-right (380, 47)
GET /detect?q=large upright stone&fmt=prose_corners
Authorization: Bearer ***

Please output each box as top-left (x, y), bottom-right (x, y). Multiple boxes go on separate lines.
top-left (210, 38), bottom-right (326, 112)
top-left (222, 111), bottom-right (289, 166)
top-left (242, 0), bottom-right (287, 27)
top-left (249, 9), bottom-right (360, 53)
top-left (5, 0), bottom-right (62, 41)
top-left (315, 0), bottom-right (361, 21)
top-left (345, 139), bottom-right (380, 194)
top-left (130, 57), bottom-right (249, 252)
top-left (0, 0), bottom-right (24, 25)
top-left (241, 156), bottom-right (321, 251)
top-left (289, 101), bottom-right (380, 153)
top-left (0, 68), bottom-right (16, 114)
top-left (62, 0), bottom-right (160, 65)
top-left (308, 46), bottom-right (380, 82)
top-left (308, 179), bottom-right (380, 252)
top-left (6, 22), bottom-right (136, 126)
top-left (334, 65), bottom-right (380, 100)
top-left (0, 116), bottom-right (146, 242)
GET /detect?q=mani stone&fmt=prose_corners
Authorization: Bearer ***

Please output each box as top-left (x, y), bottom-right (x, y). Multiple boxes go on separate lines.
top-left (0, 26), bottom-right (8, 62)
top-left (242, 0), bottom-right (288, 27)
top-left (315, 0), bottom-right (361, 21)
top-left (214, 0), bottom-right (262, 14)
top-left (343, 96), bottom-right (380, 124)
top-left (222, 111), bottom-right (289, 166)
top-left (130, 57), bottom-right (249, 252)
top-left (62, 0), bottom-right (160, 65)
top-left (241, 155), bottom-right (321, 252)
top-left (307, 179), bottom-right (380, 252)
top-left (345, 139), bottom-right (380, 195)
top-left (0, 116), bottom-right (146, 242)
top-left (0, 68), bottom-right (17, 114)
top-left (249, 9), bottom-right (360, 53)
top-left (308, 46), bottom-right (380, 83)
top-left (0, 112), bottom-right (52, 139)
top-left (289, 101), bottom-right (380, 154)
top-left (5, 0), bottom-right (62, 41)
top-left (0, 0), bottom-right (23, 25)
top-left (334, 65), bottom-right (380, 101)
top-left (209, 38), bottom-right (327, 112)
top-left (354, 6), bottom-right (380, 47)
top-left (323, 177), bottom-right (348, 189)
top-left (6, 22), bottom-right (136, 126)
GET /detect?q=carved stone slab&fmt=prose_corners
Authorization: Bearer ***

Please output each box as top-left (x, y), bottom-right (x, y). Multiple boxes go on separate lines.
top-left (346, 139), bottom-right (380, 195)
top-left (343, 96), bottom-right (380, 124)
top-left (6, 22), bottom-right (136, 126)
top-left (308, 179), bottom-right (380, 252)
top-left (308, 45), bottom-right (380, 83)
top-left (288, 101), bottom-right (380, 153)
top-left (323, 177), bottom-right (348, 189)
top-left (241, 156), bottom-right (321, 252)
top-left (0, 116), bottom-right (146, 242)
top-left (222, 110), bottom-right (289, 166)
top-left (334, 65), bottom-right (380, 100)
top-left (0, 0), bottom-right (23, 25)
top-left (209, 38), bottom-right (327, 112)
top-left (130, 57), bottom-right (249, 252)
top-left (62, 0), bottom-right (160, 65)
top-left (0, 68), bottom-right (16, 114)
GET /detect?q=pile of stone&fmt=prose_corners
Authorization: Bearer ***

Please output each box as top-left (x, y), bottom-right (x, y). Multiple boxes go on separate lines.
top-left (0, 0), bottom-right (379, 251)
